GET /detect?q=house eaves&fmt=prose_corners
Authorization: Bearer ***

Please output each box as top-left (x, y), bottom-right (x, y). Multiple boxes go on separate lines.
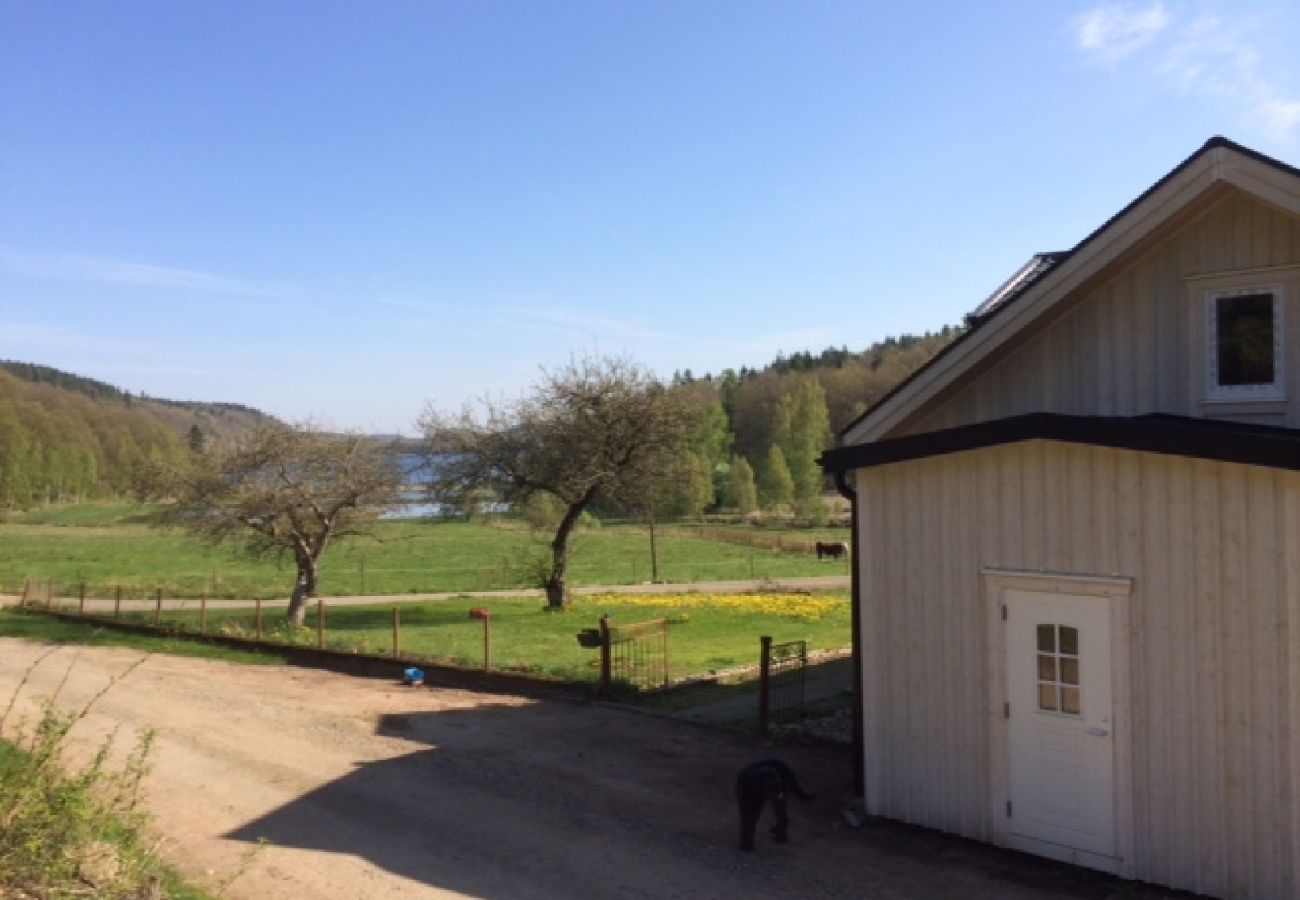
top-left (823, 412), bottom-right (1300, 474)
top-left (840, 137), bottom-right (1300, 447)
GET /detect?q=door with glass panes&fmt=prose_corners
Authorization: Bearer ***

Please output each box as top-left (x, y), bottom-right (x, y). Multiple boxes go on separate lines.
top-left (1005, 589), bottom-right (1115, 858)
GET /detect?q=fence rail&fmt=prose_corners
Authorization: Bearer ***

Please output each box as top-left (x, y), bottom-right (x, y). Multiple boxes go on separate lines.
top-left (11, 580), bottom-right (494, 669)
top-left (7, 581), bottom-right (689, 696)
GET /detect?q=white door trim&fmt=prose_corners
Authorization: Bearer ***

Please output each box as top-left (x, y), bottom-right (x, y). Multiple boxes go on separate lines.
top-left (983, 568), bottom-right (1135, 878)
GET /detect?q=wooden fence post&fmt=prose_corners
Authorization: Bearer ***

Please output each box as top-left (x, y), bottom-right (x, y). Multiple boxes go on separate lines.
top-left (20, 578), bottom-right (30, 607)
top-left (114, 586), bottom-right (122, 619)
top-left (154, 588), bottom-right (162, 626)
top-left (255, 598), bottom-right (263, 639)
top-left (599, 615), bottom-right (613, 698)
top-left (392, 606), bottom-right (400, 657)
top-left (200, 592), bottom-right (208, 634)
top-left (45, 580), bottom-right (53, 610)
top-left (757, 635), bottom-right (772, 735)
top-left (78, 582), bottom-right (86, 616)
top-left (317, 598), bottom-right (325, 650)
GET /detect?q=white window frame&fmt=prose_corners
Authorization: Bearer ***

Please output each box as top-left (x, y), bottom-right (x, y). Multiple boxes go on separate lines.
top-left (1204, 283), bottom-right (1285, 402)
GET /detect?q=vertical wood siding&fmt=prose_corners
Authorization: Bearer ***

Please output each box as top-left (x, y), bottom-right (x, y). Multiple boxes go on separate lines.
top-left (908, 191), bottom-right (1300, 434)
top-left (856, 443), bottom-right (1296, 899)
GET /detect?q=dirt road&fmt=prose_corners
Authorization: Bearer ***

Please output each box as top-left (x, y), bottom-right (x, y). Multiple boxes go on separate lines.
top-left (0, 639), bottom-right (1163, 899)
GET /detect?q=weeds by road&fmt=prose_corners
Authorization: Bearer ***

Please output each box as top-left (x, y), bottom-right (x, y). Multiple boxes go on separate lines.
top-left (0, 650), bottom-right (211, 899)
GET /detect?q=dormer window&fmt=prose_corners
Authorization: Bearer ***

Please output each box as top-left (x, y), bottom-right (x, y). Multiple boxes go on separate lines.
top-left (1206, 284), bottom-right (1284, 401)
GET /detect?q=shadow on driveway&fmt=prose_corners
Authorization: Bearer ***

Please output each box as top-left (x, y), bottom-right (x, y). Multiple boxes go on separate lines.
top-left (226, 692), bottom-right (1189, 900)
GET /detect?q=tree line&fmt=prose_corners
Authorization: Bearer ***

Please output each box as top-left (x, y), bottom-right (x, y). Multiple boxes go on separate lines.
top-left (0, 328), bottom-right (954, 515)
top-left (661, 326), bottom-right (958, 521)
top-left (0, 370), bottom-right (188, 508)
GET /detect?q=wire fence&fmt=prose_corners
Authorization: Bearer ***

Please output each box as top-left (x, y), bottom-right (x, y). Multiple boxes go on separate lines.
top-left (0, 551), bottom-right (849, 604)
top-left (7, 580), bottom-right (516, 677)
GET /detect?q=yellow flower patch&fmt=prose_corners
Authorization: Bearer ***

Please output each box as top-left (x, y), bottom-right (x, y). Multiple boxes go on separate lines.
top-left (578, 592), bottom-right (848, 623)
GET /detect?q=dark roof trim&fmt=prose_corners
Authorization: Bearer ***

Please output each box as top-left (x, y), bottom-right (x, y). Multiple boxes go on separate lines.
top-left (821, 412), bottom-right (1300, 473)
top-left (838, 136), bottom-right (1300, 442)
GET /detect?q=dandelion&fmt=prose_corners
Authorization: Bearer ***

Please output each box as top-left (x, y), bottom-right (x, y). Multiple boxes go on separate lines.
top-left (576, 592), bottom-right (847, 623)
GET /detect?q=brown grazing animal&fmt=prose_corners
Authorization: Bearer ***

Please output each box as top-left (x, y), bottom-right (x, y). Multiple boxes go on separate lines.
top-left (815, 540), bottom-right (848, 560)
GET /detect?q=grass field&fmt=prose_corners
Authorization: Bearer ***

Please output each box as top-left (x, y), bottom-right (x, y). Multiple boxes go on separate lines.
top-left (2, 502), bottom-right (852, 685)
top-left (3, 589), bottom-right (850, 685)
top-left (1, 503), bottom-right (851, 600)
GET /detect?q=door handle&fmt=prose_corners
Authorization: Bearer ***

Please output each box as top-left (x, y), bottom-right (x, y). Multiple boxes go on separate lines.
top-left (1086, 726), bottom-right (1110, 737)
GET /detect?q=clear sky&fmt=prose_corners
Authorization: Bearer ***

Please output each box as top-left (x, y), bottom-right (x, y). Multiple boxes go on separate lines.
top-left (4, 1), bottom-right (1300, 434)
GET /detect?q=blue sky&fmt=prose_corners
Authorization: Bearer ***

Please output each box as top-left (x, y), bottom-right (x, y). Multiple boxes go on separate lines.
top-left (4, 1), bottom-right (1300, 434)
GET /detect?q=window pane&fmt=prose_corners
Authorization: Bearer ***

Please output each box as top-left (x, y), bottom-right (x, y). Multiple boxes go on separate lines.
top-left (1217, 293), bottom-right (1275, 386)
top-left (1060, 626), bottom-right (1079, 656)
top-left (1037, 654), bottom-right (1057, 681)
top-left (1037, 624), bottom-right (1055, 652)
top-left (1060, 657), bottom-right (1079, 685)
top-left (1038, 684), bottom-right (1058, 711)
top-left (1061, 687), bottom-right (1081, 715)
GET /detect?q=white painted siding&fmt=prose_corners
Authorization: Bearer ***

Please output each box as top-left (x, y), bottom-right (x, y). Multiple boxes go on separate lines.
top-left (904, 191), bottom-right (1300, 435)
top-left (855, 442), bottom-right (1298, 900)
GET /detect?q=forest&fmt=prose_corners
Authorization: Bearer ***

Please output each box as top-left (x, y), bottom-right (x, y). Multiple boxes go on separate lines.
top-left (0, 326), bottom-right (957, 514)
top-left (0, 369), bottom-right (184, 507)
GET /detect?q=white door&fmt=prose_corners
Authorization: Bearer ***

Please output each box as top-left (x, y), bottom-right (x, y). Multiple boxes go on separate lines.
top-left (1005, 589), bottom-right (1115, 858)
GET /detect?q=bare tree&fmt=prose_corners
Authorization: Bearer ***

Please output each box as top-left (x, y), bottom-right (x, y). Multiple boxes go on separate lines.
top-left (420, 355), bottom-right (695, 609)
top-left (140, 423), bottom-right (404, 625)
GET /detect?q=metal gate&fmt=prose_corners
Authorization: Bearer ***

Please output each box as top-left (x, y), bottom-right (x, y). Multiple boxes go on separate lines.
top-left (757, 636), bottom-right (807, 734)
top-left (599, 617), bottom-right (669, 695)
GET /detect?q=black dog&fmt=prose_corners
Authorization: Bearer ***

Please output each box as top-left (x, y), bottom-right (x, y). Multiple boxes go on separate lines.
top-left (735, 758), bottom-right (814, 851)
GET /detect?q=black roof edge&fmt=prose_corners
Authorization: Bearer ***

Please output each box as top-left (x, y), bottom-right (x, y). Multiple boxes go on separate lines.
top-left (837, 136), bottom-right (1300, 443)
top-left (821, 412), bottom-right (1300, 474)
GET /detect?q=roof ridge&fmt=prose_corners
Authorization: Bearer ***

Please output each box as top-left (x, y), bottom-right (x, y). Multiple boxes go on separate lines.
top-left (838, 136), bottom-right (1300, 443)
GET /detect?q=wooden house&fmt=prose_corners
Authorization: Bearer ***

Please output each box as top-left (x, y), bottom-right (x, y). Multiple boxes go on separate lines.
top-left (820, 137), bottom-right (1300, 899)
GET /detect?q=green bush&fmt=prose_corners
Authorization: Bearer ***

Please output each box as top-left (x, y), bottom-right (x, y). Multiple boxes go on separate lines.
top-left (0, 653), bottom-right (211, 898)
top-left (0, 708), bottom-right (162, 897)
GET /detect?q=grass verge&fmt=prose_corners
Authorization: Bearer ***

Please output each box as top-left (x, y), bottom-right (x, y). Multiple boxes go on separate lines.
top-left (0, 610), bottom-right (286, 667)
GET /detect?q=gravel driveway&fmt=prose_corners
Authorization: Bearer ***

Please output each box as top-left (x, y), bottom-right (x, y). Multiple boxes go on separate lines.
top-left (0, 639), bottom-right (1178, 899)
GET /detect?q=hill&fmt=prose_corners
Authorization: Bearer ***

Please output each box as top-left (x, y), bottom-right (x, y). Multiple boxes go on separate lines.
top-left (0, 362), bottom-right (279, 509)
top-left (0, 361), bottom-right (277, 448)
top-left (0, 369), bottom-right (182, 507)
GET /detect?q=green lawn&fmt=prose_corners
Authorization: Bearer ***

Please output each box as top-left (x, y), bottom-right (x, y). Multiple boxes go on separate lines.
top-left (1, 505), bottom-right (850, 600)
top-left (2, 501), bottom-right (851, 684)
top-left (7, 590), bottom-right (849, 684)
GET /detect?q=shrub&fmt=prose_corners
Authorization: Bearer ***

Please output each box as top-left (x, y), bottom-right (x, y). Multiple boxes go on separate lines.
top-left (0, 652), bottom-right (199, 898)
